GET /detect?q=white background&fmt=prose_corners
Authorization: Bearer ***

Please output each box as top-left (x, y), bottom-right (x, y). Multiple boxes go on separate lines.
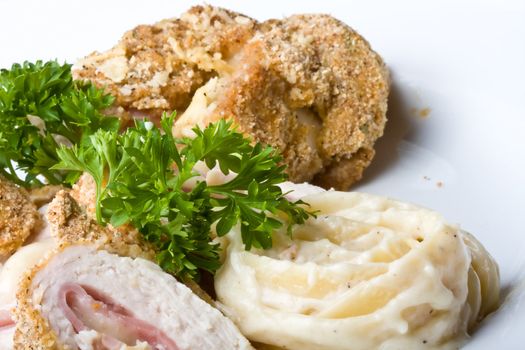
top-left (1, 0), bottom-right (524, 348)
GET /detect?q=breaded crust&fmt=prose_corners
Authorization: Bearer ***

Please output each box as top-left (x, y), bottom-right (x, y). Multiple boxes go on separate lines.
top-left (279, 15), bottom-right (389, 189)
top-left (74, 6), bottom-right (389, 190)
top-left (13, 242), bottom-right (80, 350)
top-left (74, 5), bottom-right (257, 121)
top-left (46, 190), bottom-right (155, 261)
top-left (0, 176), bottom-right (41, 258)
top-left (203, 14), bottom-right (389, 188)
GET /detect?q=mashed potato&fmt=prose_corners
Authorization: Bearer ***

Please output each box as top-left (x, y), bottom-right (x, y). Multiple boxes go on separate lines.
top-left (215, 191), bottom-right (499, 350)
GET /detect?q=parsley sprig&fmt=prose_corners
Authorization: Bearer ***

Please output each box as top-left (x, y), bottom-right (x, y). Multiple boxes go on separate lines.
top-left (0, 61), bottom-right (119, 187)
top-left (54, 114), bottom-right (315, 279)
top-left (0, 60), bottom-right (314, 279)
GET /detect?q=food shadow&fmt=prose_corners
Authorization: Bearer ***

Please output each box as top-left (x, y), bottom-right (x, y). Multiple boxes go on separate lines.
top-left (358, 80), bottom-right (422, 186)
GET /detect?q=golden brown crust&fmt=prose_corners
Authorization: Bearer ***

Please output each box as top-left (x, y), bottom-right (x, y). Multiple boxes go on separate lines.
top-left (13, 242), bottom-right (86, 350)
top-left (74, 6), bottom-right (389, 190)
top-left (278, 15), bottom-right (388, 189)
top-left (13, 295), bottom-right (60, 350)
top-left (13, 244), bottom-right (65, 350)
top-left (0, 176), bottom-right (42, 258)
top-left (47, 190), bottom-right (155, 261)
top-left (210, 41), bottom-right (323, 183)
top-left (313, 147), bottom-right (376, 189)
top-left (73, 5), bottom-right (257, 123)
top-left (182, 14), bottom-right (389, 189)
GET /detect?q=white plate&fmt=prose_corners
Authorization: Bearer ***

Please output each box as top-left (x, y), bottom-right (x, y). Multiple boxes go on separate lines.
top-left (1, 0), bottom-right (524, 348)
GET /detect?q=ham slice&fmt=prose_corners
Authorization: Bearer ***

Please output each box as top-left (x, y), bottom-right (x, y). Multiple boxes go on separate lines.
top-left (0, 309), bottom-right (13, 329)
top-left (0, 309), bottom-right (14, 349)
top-left (14, 245), bottom-right (253, 350)
top-left (58, 283), bottom-right (177, 349)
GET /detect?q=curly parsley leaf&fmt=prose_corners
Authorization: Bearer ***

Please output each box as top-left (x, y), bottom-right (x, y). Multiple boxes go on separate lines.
top-left (54, 113), bottom-right (315, 279)
top-left (0, 60), bottom-right (119, 187)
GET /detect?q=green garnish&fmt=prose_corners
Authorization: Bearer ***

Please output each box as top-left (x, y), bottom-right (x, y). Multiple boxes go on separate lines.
top-left (0, 61), bottom-right (119, 187)
top-left (54, 113), bottom-right (315, 279)
top-left (1, 59), bottom-right (314, 280)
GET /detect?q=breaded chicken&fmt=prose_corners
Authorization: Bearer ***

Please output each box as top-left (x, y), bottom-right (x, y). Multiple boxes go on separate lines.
top-left (13, 244), bottom-right (253, 350)
top-left (0, 176), bottom-right (41, 258)
top-left (74, 5), bottom-right (389, 190)
top-left (175, 14), bottom-right (389, 188)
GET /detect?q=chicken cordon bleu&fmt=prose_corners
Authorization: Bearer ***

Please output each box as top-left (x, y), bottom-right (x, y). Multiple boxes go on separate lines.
top-left (74, 5), bottom-right (389, 190)
top-left (14, 244), bottom-right (253, 350)
top-left (0, 178), bottom-right (158, 348)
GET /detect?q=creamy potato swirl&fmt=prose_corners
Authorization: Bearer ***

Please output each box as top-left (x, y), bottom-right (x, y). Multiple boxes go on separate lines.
top-left (215, 191), bottom-right (499, 350)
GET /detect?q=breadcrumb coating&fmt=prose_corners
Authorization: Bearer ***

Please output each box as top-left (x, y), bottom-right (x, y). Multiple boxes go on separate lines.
top-left (13, 242), bottom-right (81, 350)
top-left (46, 190), bottom-right (155, 261)
top-left (74, 5), bottom-right (389, 190)
top-left (74, 5), bottom-right (257, 122)
top-left (0, 176), bottom-right (41, 258)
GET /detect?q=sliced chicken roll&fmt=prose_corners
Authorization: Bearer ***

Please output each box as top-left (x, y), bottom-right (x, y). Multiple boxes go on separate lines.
top-left (14, 245), bottom-right (253, 350)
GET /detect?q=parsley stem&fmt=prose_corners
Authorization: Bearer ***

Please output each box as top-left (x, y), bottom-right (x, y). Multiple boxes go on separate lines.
top-left (6, 161), bottom-right (25, 187)
top-left (0, 166), bottom-right (23, 187)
